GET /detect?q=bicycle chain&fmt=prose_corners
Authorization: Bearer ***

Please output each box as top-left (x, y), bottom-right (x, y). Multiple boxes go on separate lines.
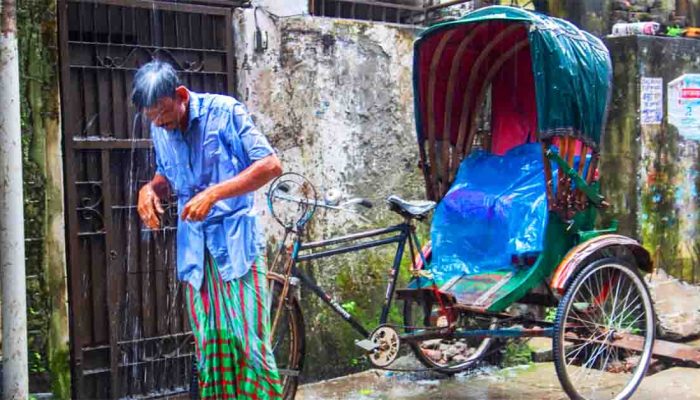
top-left (371, 340), bottom-right (509, 373)
top-left (364, 320), bottom-right (521, 373)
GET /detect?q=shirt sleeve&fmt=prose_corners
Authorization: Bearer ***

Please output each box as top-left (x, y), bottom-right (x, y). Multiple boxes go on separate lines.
top-left (152, 129), bottom-right (166, 176)
top-left (230, 102), bottom-right (275, 162)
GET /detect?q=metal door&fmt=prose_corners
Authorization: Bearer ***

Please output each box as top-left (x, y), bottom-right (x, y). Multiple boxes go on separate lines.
top-left (58, 0), bottom-right (237, 397)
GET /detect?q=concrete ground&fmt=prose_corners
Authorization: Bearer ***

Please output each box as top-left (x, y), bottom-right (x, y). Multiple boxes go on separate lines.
top-left (297, 363), bottom-right (700, 400)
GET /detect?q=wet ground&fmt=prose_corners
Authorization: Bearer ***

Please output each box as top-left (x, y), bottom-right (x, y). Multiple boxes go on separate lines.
top-left (297, 362), bottom-right (700, 400)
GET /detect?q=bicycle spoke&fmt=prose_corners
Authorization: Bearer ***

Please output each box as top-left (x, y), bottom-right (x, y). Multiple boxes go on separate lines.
top-left (565, 329), bottom-right (610, 367)
top-left (610, 282), bottom-right (638, 328)
top-left (611, 294), bottom-right (643, 330)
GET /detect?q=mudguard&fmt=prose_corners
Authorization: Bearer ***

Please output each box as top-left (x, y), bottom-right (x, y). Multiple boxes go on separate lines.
top-left (550, 234), bottom-right (653, 295)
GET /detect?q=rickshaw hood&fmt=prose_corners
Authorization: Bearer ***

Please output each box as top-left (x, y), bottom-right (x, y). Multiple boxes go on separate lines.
top-left (413, 6), bottom-right (612, 153)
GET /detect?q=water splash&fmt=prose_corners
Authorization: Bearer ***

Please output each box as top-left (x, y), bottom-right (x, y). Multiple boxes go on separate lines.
top-left (125, 111), bottom-right (142, 391)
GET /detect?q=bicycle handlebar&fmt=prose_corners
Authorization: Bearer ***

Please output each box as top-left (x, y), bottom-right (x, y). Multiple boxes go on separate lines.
top-left (267, 191), bottom-right (373, 224)
top-left (269, 191), bottom-right (372, 211)
top-left (266, 173), bottom-right (374, 229)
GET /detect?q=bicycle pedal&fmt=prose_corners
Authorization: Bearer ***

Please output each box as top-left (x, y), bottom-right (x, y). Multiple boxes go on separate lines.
top-left (355, 339), bottom-right (380, 353)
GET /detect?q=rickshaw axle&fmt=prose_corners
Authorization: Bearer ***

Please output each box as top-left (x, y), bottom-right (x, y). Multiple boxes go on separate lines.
top-left (399, 326), bottom-right (553, 344)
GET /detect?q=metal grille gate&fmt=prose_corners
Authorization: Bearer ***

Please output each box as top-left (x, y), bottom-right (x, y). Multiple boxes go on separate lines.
top-left (58, 0), bottom-right (238, 397)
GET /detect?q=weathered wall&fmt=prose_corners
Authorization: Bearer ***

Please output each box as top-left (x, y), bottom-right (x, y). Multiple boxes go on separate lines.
top-left (541, 0), bottom-right (690, 36)
top-left (603, 36), bottom-right (700, 283)
top-left (234, 10), bottom-right (425, 381)
top-left (539, 0), bottom-right (612, 35)
top-left (16, 0), bottom-right (70, 396)
top-left (677, 0), bottom-right (700, 25)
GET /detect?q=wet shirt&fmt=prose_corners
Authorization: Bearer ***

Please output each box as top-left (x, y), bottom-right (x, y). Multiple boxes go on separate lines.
top-left (151, 91), bottom-right (274, 290)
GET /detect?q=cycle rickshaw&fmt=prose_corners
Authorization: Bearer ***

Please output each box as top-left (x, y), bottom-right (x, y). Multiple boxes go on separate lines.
top-left (266, 6), bottom-right (656, 400)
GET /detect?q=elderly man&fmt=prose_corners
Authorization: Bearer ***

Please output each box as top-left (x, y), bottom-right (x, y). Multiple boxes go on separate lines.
top-left (134, 60), bottom-right (283, 399)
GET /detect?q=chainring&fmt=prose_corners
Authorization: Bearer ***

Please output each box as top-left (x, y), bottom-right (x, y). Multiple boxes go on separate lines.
top-left (368, 325), bottom-right (401, 368)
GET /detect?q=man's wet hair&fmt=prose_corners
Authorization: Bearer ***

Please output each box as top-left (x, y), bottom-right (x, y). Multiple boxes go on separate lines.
top-left (131, 61), bottom-right (181, 109)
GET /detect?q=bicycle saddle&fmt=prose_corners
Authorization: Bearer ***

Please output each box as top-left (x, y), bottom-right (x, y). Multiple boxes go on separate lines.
top-left (386, 195), bottom-right (436, 220)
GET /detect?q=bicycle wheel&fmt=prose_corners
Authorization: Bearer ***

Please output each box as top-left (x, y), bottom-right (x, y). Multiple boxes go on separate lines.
top-left (268, 278), bottom-right (305, 400)
top-left (553, 258), bottom-right (655, 400)
top-left (403, 297), bottom-right (496, 374)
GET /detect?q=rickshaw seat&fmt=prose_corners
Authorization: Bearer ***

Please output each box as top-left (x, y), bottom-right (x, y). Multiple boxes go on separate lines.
top-left (387, 195), bottom-right (436, 220)
top-left (428, 143), bottom-right (548, 283)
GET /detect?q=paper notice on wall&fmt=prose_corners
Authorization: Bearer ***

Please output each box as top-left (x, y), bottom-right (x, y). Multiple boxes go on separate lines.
top-left (640, 77), bottom-right (663, 125)
top-left (669, 74), bottom-right (700, 140)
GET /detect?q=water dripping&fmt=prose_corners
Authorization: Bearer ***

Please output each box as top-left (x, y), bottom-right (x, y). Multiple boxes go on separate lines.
top-left (125, 111), bottom-right (143, 389)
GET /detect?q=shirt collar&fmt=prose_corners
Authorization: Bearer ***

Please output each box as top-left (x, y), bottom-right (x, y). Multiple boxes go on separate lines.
top-left (185, 90), bottom-right (201, 133)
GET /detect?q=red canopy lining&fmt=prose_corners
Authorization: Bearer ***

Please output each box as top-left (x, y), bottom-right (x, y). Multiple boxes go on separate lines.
top-left (416, 21), bottom-right (537, 198)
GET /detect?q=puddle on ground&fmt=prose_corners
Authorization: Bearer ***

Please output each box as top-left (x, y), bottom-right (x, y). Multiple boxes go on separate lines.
top-left (297, 362), bottom-right (700, 400)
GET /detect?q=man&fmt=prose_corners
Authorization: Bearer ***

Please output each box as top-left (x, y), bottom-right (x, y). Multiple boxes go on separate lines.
top-left (134, 60), bottom-right (283, 399)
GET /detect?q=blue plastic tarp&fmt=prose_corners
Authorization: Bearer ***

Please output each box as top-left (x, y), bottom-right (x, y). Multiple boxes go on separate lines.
top-left (429, 143), bottom-right (548, 283)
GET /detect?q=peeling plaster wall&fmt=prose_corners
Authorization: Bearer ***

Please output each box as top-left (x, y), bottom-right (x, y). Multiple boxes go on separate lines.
top-left (234, 11), bottom-right (424, 381)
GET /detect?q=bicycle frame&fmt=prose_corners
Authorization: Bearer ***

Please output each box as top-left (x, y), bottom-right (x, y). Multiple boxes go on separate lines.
top-left (282, 221), bottom-right (420, 339)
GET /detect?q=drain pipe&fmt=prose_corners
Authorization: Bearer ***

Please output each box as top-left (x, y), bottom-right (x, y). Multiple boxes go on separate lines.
top-left (0, 0), bottom-right (29, 398)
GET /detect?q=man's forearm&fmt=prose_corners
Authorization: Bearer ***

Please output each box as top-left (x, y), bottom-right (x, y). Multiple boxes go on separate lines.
top-left (208, 154), bottom-right (282, 202)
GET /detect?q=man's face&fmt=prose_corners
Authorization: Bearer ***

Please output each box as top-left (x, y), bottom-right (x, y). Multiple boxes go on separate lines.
top-left (143, 91), bottom-right (187, 131)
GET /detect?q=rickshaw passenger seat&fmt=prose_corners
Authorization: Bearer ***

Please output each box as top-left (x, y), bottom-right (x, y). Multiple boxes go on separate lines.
top-left (386, 195), bottom-right (436, 220)
top-left (429, 143), bottom-right (548, 281)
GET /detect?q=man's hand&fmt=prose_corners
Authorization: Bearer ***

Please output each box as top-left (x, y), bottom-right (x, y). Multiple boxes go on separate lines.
top-left (179, 154), bottom-right (281, 222)
top-left (181, 188), bottom-right (218, 222)
top-left (137, 183), bottom-right (164, 229)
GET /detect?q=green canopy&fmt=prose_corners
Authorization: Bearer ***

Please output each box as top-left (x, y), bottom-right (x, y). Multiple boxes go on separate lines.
top-left (413, 6), bottom-right (612, 151)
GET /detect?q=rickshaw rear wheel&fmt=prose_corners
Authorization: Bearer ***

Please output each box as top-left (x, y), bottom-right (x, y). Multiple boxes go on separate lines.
top-left (402, 298), bottom-right (497, 374)
top-left (268, 279), bottom-right (306, 400)
top-left (553, 258), bottom-right (655, 400)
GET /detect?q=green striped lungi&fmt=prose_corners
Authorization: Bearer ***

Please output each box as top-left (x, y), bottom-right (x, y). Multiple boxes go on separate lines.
top-left (186, 254), bottom-right (283, 399)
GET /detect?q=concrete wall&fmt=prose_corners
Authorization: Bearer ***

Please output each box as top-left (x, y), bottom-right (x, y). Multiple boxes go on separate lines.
top-left (234, 10), bottom-right (425, 381)
top-left (602, 36), bottom-right (700, 283)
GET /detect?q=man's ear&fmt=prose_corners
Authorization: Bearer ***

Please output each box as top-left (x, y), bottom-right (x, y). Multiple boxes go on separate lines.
top-left (175, 86), bottom-right (189, 103)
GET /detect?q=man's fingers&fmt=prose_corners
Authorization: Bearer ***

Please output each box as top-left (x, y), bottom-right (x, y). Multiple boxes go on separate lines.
top-left (145, 208), bottom-right (156, 226)
top-left (183, 206), bottom-right (198, 221)
top-left (153, 195), bottom-right (165, 214)
top-left (139, 202), bottom-right (154, 225)
top-left (181, 201), bottom-right (202, 221)
top-left (137, 185), bottom-right (164, 229)
top-left (181, 193), bottom-right (213, 222)
top-left (146, 215), bottom-right (160, 229)
top-left (144, 203), bottom-right (159, 229)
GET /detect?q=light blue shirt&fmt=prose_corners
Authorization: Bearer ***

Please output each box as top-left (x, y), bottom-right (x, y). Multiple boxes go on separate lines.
top-left (152, 91), bottom-right (274, 290)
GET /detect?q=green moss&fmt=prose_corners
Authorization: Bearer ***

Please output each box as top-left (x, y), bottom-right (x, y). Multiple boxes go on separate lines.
top-left (501, 340), bottom-right (533, 367)
top-left (17, 0), bottom-right (69, 396)
top-left (49, 349), bottom-right (70, 399)
top-left (640, 124), bottom-right (681, 277)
